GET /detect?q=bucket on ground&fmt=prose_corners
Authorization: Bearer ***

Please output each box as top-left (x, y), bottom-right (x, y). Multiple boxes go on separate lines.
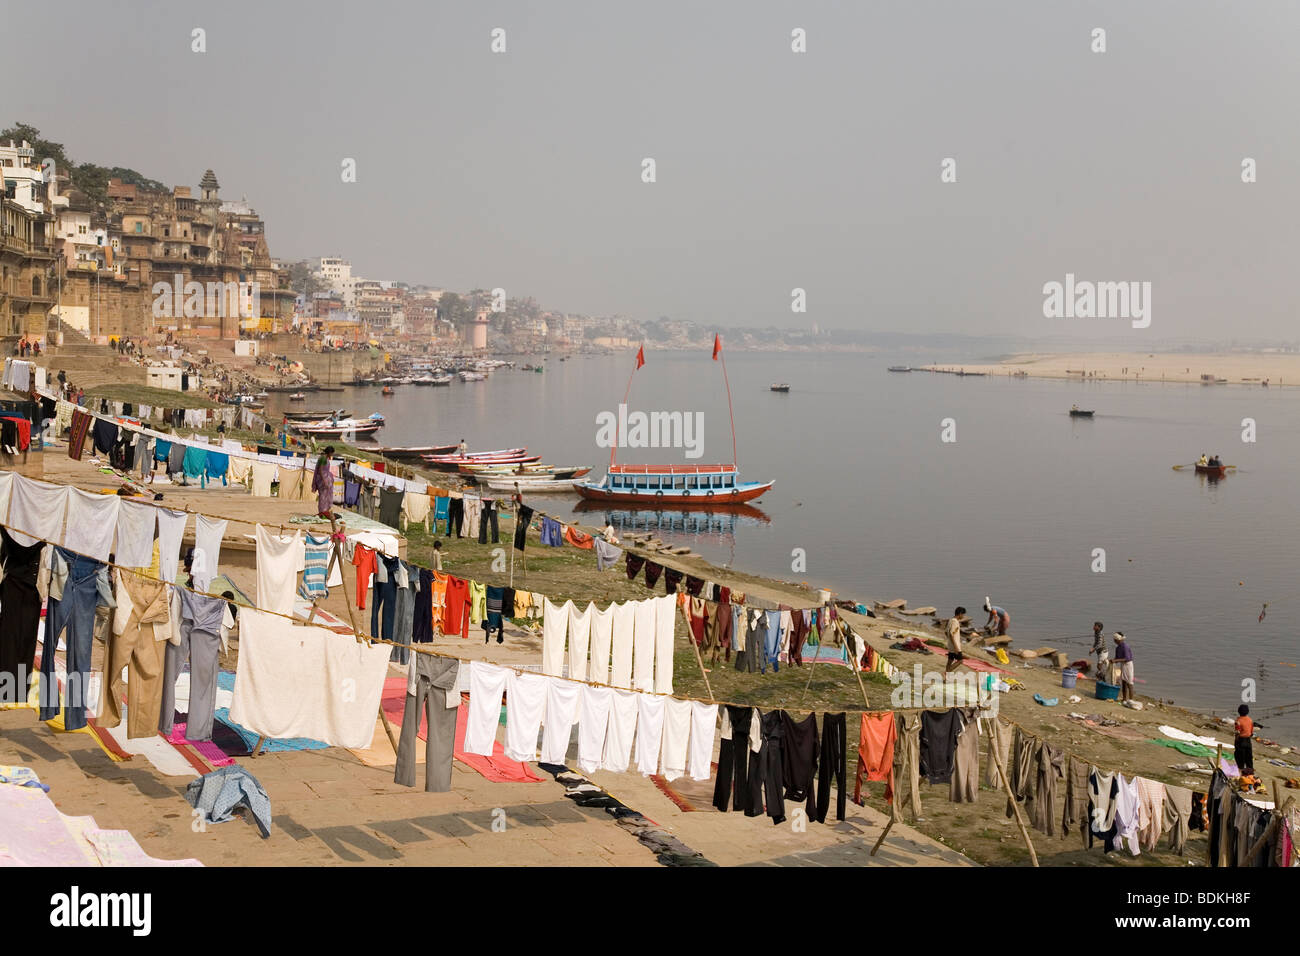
top-left (1061, 667), bottom-right (1078, 689)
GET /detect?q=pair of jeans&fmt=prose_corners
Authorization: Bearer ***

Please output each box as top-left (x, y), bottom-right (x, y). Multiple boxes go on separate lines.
top-left (477, 501), bottom-right (500, 544)
top-left (371, 554), bottom-right (399, 645)
top-left (817, 712), bottom-right (847, 823)
top-left (39, 552), bottom-right (102, 730)
top-left (762, 611), bottom-right (782, 674)
top-left (390, 563), bottom-right (415, 665)
top-left (394, 655), bottom-right (460, 792)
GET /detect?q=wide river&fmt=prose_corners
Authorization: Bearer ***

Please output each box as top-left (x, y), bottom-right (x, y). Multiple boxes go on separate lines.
top-left (266, 351), bottom-right (1300, 739)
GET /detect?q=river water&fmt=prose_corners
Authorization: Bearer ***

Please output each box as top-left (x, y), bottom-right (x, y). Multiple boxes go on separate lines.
top-left (265, 351), bottom-right (1300, 739)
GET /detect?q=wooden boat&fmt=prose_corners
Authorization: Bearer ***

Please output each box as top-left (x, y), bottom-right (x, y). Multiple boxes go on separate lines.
top-left (482, 477), bottom-right (577, 493)
top-left (424, 447), bottom-right (526, 462)
top-left (356, 443), bottom-right (457, 460)
top-left (1069, 408), bottom-right (1094, 417)
top-left (466, 464), bottom-right (591, 480)
top-left (291, 414), bottom-right (385, 438)
top-left (770, 383), bottom-right (791, 392)
top-left (285, 408), bottom-right (348, 421)
top-left (574, 464), bottom-right (773, 506)
top-left (382, 386), bottom-right (394, 396)
top-left (289, 392), bottom-right (306, 402)
top-left (887, 366), bottom-right (912, 372)
top-left (1195, 463), bottom-right (1228, 478)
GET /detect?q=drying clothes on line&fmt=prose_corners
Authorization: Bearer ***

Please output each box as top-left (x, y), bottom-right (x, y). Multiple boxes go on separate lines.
top-left (688, 700), bottom-right (719, 782)
top-left (594, 538), bottom-right (622, 572)
top-left (351, 543), bottom-right (376, 610)
top-left (395, 655), bottom-right (460, 792)
top-left (577, 684), bottom-right (613, 774)
top-left (624, 553), bottom-right (645, 581)
top-left (950, 710), bottom-right (981, 804)
top-left (7, 474), bottom-right (69, 547)
top-left (632, 598), bottom-right (656, 693)
top-left (113, 499), bottom-right (156, 569)
top-left (1030, 739), bottom-right (1065, 835)
top-left (38, 549), bottom-right (103, 732)
top-left (228, 608), bottom-right (391, 749)
top-left (601, 688), bottom-right (639, 773)
top-left (685, 575), bottom-right (705, 597)
top-left (403, 490), bottom-right (431, 526)
top-left (634, 693), bottom-right (666, 776)
top-left (0, 527), bottom-right (43, 706)
top-left (748, 710), bottom-right (787, 825)
top-left (462, 495), bottom-right (481, 539)
top-left (468, 580), bottom-right (487, 628)
top-left (659, 697), bottom-right (693, 782)
top-left (588, 602), bottom-right (615, 686)
top-left (893, 712), bottom-right (923, 819)
top-left (253, 525), bottom-right (304, 615)
top-left (542, 598), bottom-right (571, 677)
top-left (1113, 773), bottom-right (1142, 856)
top-left (67, 409), bottom-right (92, 460)
top-left (101, 571), bottom-right (170, 739)
top-left (463, 661), bottom-right (509, 757)
top-left (564, 525), bottom-right (593, 549)
top-left (63, 488), bottom-right (120, 563)
top-left (194, 515), bottom-right (227, 588)
top-left (1163, 784), bottom-right (1192, 855)
top-left (447, 496), bottom-right (463, 536)
top-left (540, 516), bottom-right (563, 547)
top-left (0, 471), bottom-right (11, 523)
top-left (412, 568), bottom-right (435, 644)
top-left (610, 601), bottom-right (636, 689)
top-left (512, 504), bottom-right (532, 550)
top-left (160, 589), bottom-right (226, 742)
top-left (1088, 768), bottom-right (1121, 853)
top-left (540, 677), bottom-right (581, 765)
top-left (391, 561), bottom-right (417, 663)
top-left (443, 576), bottom-right (469, 638)
top-left (654, 593), bottom-right (676, 694)
top-left (477, 498), bottom-right (500, 544)
top-left (781, 711), bottom-right (819, 818)
top-left (301, 534), bottom-right (332, 599)
top-left (204, 451), bottom-right (229, 486)
top-left (567, 602), bottom-right (593, 680)
top-left (817, 712), bottom-right (847, 823)
top-left (249, 462), bottom-right (275, 497)
top-left (92, 419), bottom-right (118, 458)
top-left (182, 446), bottom-right (209, 487)
top-left (379, 487), bottom-right (404, 529)
top-left (503, 670), bottom-right (548, 764)
top-left (1136, 776), bottom-right (1166, 852)
top-left (644, 561), bottom-right (663, 589)
top-left (371, 553), bottom-right (399, 651)
top-left (1061, 753), bottom-right (1092, 847)
top-left (714, 706), bottom-right (756, 813)
top-left (663, 567), bottom-right (683, 594)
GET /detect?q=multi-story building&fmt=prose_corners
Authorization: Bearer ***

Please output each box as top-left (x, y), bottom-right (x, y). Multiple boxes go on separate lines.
top-left (0, 140), bottom-right (57, 341)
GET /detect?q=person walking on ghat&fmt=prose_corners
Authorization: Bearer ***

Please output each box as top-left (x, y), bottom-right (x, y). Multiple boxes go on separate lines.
top-left (1113, 632), bottom-right (1135, 701)
top-left (312, 446), bottom-right (336, 518)
top-left (945, 606), bottom-right (967, 674)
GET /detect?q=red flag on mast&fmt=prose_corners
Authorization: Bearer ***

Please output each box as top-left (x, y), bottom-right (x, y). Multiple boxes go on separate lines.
top-left (712, 334), bottom-right (722, 360)
top-left (635, 345), bottom-right (645, 369)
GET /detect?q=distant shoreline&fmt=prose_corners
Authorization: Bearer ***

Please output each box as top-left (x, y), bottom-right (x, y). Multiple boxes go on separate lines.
top-left (917, 351), bottom-right (1300, 387)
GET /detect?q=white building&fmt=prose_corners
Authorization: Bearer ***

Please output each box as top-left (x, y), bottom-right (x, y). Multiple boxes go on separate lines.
top-left (315, 256), bottom-right (357, 308)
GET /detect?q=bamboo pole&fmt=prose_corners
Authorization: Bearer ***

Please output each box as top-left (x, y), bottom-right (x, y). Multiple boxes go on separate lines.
top-left (870, 763), bottom-right (898, 856)
top-left (992, 742), bottom-right (1039, 867)
top-left (687, 608), bottom-right (715, 702)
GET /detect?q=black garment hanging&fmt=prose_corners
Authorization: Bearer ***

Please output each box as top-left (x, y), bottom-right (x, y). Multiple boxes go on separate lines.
top-left (0, 527), bottom-right (45, 705)
top-left (448, 497), bottom-right (464, 538)
top-left (713, 706), bottom-right (754, 813)
top-left (919, 709), bottom-right (964, 784)
top-left (816, 712), bottom-right (848, 823)
top-left (625, 553), bottom-right (645, 581)
top-left (513, 505), bottom-right (533, 550)
top-left (780, 711), bottom-right (819, 819)
top-left (644, 561), bottom-right (663, 589)
top-left (664, 567), bottom-right (683, 594)
top-left (746, 710), bottom-right (786, 825)
top-left (478, 499), bottom-right (500, 544)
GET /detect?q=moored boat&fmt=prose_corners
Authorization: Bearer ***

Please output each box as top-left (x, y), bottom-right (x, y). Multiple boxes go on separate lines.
top-left (482, 477), bottom-right (577, 493)
top-left (291, 413), bottom-right (385, 438)
top-left (574, 464), bottom-right (773, 506)
top-left (357, 443), bottom-right (457, 460)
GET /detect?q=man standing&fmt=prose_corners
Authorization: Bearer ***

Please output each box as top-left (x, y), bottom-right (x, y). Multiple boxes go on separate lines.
top-left (945, 606), bottom-right (967, 674)
top-left (458, 437), bottom-right (468, 457)
top-left (1091, 621), bottom-right (1107, 675)
top-left (1113, 632), bottom-right (1135, 701)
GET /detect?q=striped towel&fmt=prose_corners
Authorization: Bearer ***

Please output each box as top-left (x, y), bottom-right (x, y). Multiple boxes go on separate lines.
top-left (300, 533), bottom-right (331, 598)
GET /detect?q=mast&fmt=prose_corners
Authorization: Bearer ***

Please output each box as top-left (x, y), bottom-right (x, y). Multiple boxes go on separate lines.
top-left (716, 334), bottom-right (737, 467)
top-left (612, 341), bottom-right (643, 470)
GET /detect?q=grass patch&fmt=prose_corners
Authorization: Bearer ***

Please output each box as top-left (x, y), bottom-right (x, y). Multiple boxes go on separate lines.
top-left (87, 383), bottom-right (220, 410)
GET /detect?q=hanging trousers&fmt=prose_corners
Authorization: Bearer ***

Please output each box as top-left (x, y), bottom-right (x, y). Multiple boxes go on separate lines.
top-left (712, 705), bottom-right (753, 813)
top-left (159, 594), bottom-right (224, 740)
top-left (371, 554), bottom-right (399, 646)
top-left (394, 656), bottom-right (460, 792)
top-left (448, 498), bottom-right (464, 537)
top-left (39, 553), bottom-right (101, 730)
top-left (390, 563), bottom-right (414, 665)
top-left (477, 501), bottom-right (500, 544)
top-left (0, 529), bottom-right (43, 705)
top-left (747, 710), bottom-right (786, 825)
top-left (816, 712), bottom-right (847, 823)
top-left (101, 579), bottom-right (169, 739)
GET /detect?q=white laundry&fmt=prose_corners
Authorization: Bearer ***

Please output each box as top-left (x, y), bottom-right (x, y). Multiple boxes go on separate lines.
top-left (654, 594), bottom-right (677, 694)
top-left (610, 601), bottom-right (635, 689)
top-left (576, 684), bottom-right (612, 775)
top-left (503, 670), bottom-right (548, 763)
top-left (62, 488), bottom-right (120, 562)
top-left (601, 689), bottom-right (640, 772)
top-left (0, 471), bottom-right (12, 525)
top-left (659, 698), bottom-right (693, 782)
top-left (567, 601), bottom-right (594, 681)
top-left (155, 509), bottom-right (188, 584)
top-left (195, 515), bottom-right (228, 579)
top-left (463, 661), bottom-right (509, 756)
top-left (632, 598), bottom-right (656, 692)
top-left (113, 499), bottom-right (156, 569)
top-left (7, 475), bottom-right (69, 548)
top-left (588, 602), bottom-right (614, 686)
top-left (253, 524), bottom-right (304, 615)
top-left (541, 598), bottom-right (571, 677)
top-left (228, 608), bottom-right (392, 749)
top-left (249, 462), bottom-right (276, 497)
top-left (688, 701), bottom-right (719, 781)
top-left (634, 693), bottom-right (666, 776)
top-left (539, 677), bottom-right (581, 765)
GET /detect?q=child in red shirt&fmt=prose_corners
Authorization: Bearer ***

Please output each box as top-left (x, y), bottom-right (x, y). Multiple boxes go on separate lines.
top-left (1234, 704), bottom-right (1254, 774)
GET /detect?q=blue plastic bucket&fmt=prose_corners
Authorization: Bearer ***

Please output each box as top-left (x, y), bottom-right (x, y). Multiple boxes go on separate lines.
top-left (1061, 667), bottom-right (1078, 689)
top-left (1095, 680), bottom-right (1120, 701)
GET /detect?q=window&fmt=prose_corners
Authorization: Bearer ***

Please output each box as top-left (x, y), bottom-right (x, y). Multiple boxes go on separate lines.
top-left (636, 476), bottom-right (648, 489)
top-left (134, 222), bottom-right (143, 233)
top-left (674, 476), bottom-right (685, 489)
top-left (686, 476), bottom-right (697, 489)
top-left (163, 227), bottom-right (169, 237)
top-left (31, 276), bottom-right (41, 296)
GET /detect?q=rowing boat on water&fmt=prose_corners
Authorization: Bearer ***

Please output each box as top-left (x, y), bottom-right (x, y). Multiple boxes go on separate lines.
top-left (1195, 463), bottom-right (1228, 478)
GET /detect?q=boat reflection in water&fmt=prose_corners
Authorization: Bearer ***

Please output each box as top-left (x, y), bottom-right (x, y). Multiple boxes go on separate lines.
top-left (572, 501), bottom-right (770, 540)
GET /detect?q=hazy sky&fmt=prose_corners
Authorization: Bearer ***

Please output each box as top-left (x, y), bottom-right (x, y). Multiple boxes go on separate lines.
top-left (7, 1), bottom-right (1299, 338)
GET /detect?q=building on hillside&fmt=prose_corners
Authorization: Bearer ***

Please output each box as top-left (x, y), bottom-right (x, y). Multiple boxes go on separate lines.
top-left (0, 140), bottom-right (57, 341)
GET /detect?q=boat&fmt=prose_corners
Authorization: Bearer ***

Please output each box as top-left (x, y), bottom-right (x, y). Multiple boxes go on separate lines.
top-left (482, 477), bottom-right (577, 494)
top-left (887, 366), bottom-right (912, 372)
top-left (291, 414), bottom-right (385, 438)
top-left (573, 500), bottom-right (772, 527)
top-left (770, 383), bottom-right (791, 393)
top-left (459, 371), bottom-right (486, 382)
top-left (466, 464), bottom-right (591, 480)
top-left (423, 447), bottom-right (526, 462)
top-left (1195, 463), bottom-right (1229, 478)
top-left (574, 464), bottom-right (773, 506)
top-left (285, 408), bottom-right (348, 421)
top-left (356, 443), bottom-right (458, 460)
top-left (382, 386), bottom-right (394, 396)
top-left (289, 392), bottom-right (306, 402)
top-left (1069, 408), bottom-right (1094, 418)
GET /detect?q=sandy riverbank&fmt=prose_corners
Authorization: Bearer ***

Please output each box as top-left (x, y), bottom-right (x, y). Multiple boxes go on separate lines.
top-left (921, 352), bottom-right (1300, 386)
